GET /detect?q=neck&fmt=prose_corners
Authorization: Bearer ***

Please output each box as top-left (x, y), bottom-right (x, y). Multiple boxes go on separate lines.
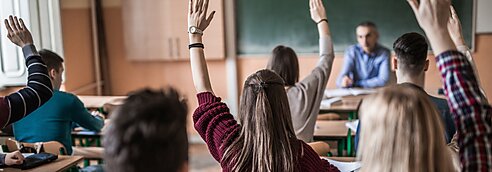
top-left (396, 72), bottom-right (425, 88)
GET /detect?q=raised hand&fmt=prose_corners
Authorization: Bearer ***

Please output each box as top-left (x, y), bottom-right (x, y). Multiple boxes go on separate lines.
top-left (5, 151), bottom-right (24, 166)
top-left (407, 0), bottom-right (451, 33)
top-left (4, 15), bottom-right (33, 47)
top-left (407, 0), bottom-right (455, 55)
top-left (188, 0), bottom-right (215, 33)
top-left (447, 6), bottom-right (465, 47)
top-left (309, 0), bottom-right (327, 23)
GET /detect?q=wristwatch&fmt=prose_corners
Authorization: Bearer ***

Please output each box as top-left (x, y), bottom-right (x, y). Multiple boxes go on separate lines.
top-left (188, 26), bottom-right (203, 35)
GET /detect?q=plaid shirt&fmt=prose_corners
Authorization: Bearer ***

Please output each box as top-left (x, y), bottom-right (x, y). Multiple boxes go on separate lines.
top-left (436, 51), bottom-right (492, 172)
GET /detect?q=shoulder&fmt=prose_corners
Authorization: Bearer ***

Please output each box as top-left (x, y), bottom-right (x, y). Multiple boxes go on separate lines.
top-left (345, 44), bottom-right (358, 53)
top-left (428, 95), bottom-right (450, 111)
top-left (56, 91), bottom-right (78, 101)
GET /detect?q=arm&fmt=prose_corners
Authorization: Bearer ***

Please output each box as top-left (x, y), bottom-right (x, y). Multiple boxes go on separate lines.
top-left (447, 6), bottom-right (487, 99)
top-left (71, 97), bottom-right (104, 132)
top-left (408, 0), bottom-right (492, 171)
top-left (336, 49), bottom-right (355, 88)
top-left (354, 51), bottom-right (390, 88)
top-left (188, 0), bottom-right (215, 94)
top-left (0, 16), bottom-right (53, 128)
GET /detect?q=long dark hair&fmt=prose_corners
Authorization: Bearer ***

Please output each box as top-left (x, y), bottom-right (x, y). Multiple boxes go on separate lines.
top-left (267, 45), bottom-right (300, 86)
top-left (223, 69), bottom-right (299, 172)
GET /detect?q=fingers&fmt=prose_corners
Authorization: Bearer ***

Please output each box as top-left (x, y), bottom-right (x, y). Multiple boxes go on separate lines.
top-left (203, 0), bottom-right (209, 16)
top-left (13, 16), bottom-right (21, 31)
top-left (194, 0), bottom-right (201, 13)
top-left (407, 0), bottom-right (419, 14)
top-left (4, 19), bottom-right (13, 34)
top-left (206, 11), bottom-right (215, 25)
top-left (8, 15), bottom-right (18, 31)
top-left (19, 18), bottom-right (26, 31)
top-left (450, 5), bottom-right (458, 19)
top-left (189, 0), bottom-right (193, 14)
top-left (13, 151), bottom-right (24, 161)
top-left (309, 0), bottom-right (314, 9)
top-left (197, 0), bottom-right (203, 13)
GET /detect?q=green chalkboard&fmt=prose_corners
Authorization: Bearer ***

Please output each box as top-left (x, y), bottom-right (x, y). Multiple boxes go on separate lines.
top-left (237, 0), bottom-right (474, 55)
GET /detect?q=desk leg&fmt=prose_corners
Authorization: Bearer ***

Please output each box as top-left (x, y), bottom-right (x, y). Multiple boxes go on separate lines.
top-left (347, 129), bottom-right (353, 156)
top-left (337, 139), bottom-right (345, 156)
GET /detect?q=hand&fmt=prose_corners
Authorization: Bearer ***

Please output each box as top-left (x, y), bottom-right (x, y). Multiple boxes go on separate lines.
top-left (5, 151), bottom-right (24, 166)
top-left (407, 0), bottom-right (455, 55)
top-left (447, 6), bottom-right (465, 47)
top-left (407, 0), bottom-right (451, 33)
top-left (188, 0), bottom-right (215, 34)
top-left (4, 15), bottom-right (33, 47)
top-left (309, 0), bottom-right (327, 23)
top-left (342, 76), bottom-right (353, 88)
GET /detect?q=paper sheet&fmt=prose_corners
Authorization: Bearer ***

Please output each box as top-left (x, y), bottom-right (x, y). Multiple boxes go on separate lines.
top-left (323, 158), bottom-right (361, 172)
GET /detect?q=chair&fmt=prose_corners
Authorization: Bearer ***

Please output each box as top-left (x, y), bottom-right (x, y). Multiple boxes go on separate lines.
top-left (5, 139), bottom-right (67, 155)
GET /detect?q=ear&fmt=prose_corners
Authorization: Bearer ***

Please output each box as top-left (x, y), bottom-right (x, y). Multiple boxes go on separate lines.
top-left (49, 69), bottom-right (57, 79)
top-left (392, 56), bottom-right (398, 70)
top-left (424, 59), bottom-right (429, 71)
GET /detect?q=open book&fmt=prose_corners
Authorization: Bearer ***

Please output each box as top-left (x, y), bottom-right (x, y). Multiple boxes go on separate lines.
top-left (323, 158), bottom-right (361, 172)
top-left (324, 88), bottom-right (376, 98)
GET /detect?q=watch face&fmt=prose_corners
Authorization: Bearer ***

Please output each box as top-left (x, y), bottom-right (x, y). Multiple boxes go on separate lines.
top-left (190, 27), bottom-right (197, 33)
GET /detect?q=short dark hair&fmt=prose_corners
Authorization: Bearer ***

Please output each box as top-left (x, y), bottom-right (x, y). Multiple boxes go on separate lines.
top-left (266, 45), bottom-right (299, 86)
top-left (39, 49), bottom-right (64, 72)
top-left (393, 32), bottom-right (429, 76)
top-left (104, 88), bottom-right (188, 172)
top-left (357, 21), bottom-right (377, 29)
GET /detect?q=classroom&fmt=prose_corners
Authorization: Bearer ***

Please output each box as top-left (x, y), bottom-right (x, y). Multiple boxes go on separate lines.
top-left (0, 0), bottom-right (491, 171)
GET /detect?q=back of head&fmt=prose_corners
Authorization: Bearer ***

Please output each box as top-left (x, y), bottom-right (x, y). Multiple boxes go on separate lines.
top-left (358, 85), bottom-right (453, 172)
top-left (393, 32), bottom-right (429, 76)
top-left (104, 88), bottom-right (188, 172)
top-left (39, 49), bottom-right (64, 72)
top-left (223, 69), bottom-right (298, 172)
top-left (266, 45), bottom-right (299, 86)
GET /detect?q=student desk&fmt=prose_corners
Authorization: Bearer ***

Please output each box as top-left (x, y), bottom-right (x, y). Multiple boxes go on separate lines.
top-left (2, 155), bottom-right (83, 172)
top-left (314, 120), bottom-right (355, 157)
top-left (319, 95), bottom-right (365, 120)
top-left (77, 96), bottom-right (126, 108)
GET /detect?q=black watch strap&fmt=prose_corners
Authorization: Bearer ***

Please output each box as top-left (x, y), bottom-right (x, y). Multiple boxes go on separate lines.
top-left (189, 43), bottom-right (204, 49)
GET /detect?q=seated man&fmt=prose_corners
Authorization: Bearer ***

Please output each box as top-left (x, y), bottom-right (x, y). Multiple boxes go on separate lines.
top-left (104, 88), bottom-right (188, 172)
top-left (355, 32), bottom-right (456, 151)
top-left (13, 49), bottom-right (103, 155)
top-left (337, 21), bottom-right (390, 88)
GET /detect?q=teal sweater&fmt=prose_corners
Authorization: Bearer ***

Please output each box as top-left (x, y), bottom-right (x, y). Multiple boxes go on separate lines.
top-left (13, 91), bottom-right (103, 154)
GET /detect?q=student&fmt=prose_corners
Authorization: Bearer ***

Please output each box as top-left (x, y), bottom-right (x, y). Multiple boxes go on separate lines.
top-left (188, 0), bottom-right (338, 171)
top-left (266, 0), bottom-right (334, 144)
top-left (0, 16), bottom-right (54, 166)
top-left (104, 88), bottom-right (188, 172)
top-left (336, 21), bottom-right (390, 88)
top-left (358, 0), bottom-right (492, 171)
top-left (358, 85), bottom-right (455, 171)
top-left (354, 32), bottom-right (456, 152)
top-left (13, 49), bottom-right (104, 155)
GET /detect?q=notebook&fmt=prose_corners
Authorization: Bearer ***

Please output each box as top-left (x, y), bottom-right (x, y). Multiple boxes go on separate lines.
top-left (11, 152), bottom-right (58, 170)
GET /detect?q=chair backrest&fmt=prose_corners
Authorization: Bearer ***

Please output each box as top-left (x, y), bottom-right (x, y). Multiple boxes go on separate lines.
top-left (5, 139), bottom-right (67, 155)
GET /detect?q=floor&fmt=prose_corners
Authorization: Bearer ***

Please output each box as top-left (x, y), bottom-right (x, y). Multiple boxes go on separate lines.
top-left (189, 144), bottom-right (222, 172)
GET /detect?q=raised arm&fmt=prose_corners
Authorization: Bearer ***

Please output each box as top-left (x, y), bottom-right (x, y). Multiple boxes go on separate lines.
top-left (408, 0), bottom-right (492, 171)
top-left (188, 0), bottom-right (215, 94)
top-left (0, 16), bottom-right (53, 128)
top-left (447, 6), bottom-right (487, 98)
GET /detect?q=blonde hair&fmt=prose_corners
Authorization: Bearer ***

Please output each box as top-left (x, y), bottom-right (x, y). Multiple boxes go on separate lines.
top-left (358, 84), bottom-right (455, 172)
top-left (222, 69), bottom-right (299, 172)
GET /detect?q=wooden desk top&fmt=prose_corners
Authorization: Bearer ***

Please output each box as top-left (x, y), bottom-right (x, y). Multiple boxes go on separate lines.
top-left (78, 95), bottom-right (126, 108)
top-left (319, 95), bottom-right (365, 113)
top-left (2, 155), bottom-right (83, 172)
top-left (314, 120), bottom-right (355, 139)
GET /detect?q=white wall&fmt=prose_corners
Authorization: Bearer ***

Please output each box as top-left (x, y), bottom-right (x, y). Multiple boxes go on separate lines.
top-left (477, 0), bottom-right (492, 33)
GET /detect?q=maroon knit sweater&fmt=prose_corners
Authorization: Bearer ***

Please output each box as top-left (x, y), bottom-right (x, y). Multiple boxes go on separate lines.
top-left (193, 92), bottom-right (339, 172)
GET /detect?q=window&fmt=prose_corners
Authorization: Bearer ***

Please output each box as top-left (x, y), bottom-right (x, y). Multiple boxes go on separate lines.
top-left (0, 0), bottom-right (63, 87)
